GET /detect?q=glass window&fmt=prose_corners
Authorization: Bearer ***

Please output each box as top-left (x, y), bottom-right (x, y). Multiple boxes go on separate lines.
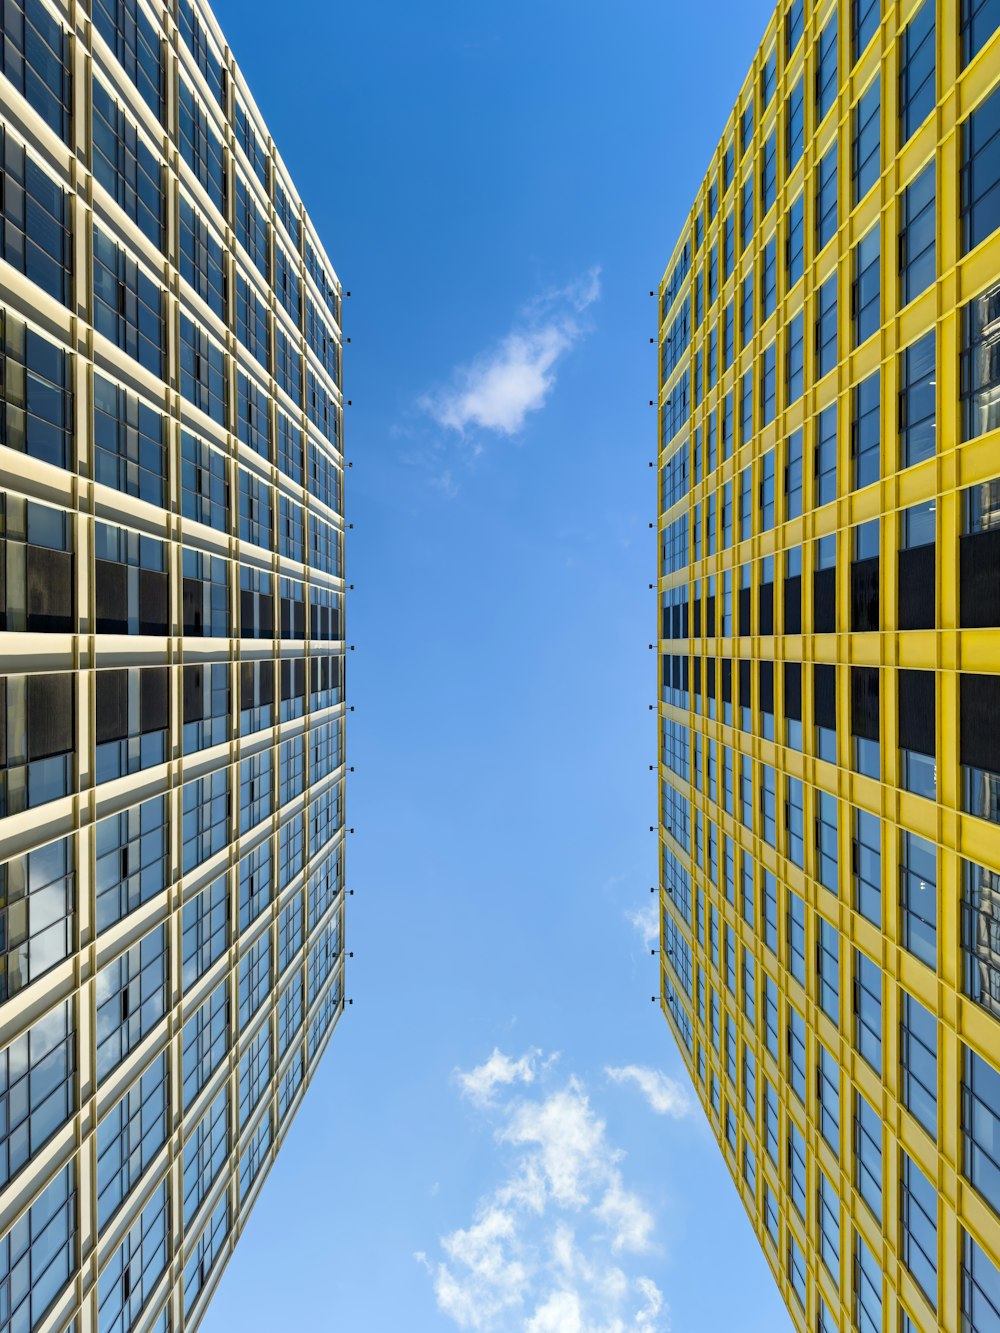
top-left (93, 0), bottom-right (163, 121)
top-left (817, 1042), bottom-right (840, 1152)
top-left (962, 0), bottom-right (1000, 65)
top-left (816, 144), bottom-right (838, 252)
top-left (963, 859), bottom-right (1000, 1016)
top-left (787, 0), bottom-right (804, 55)
top-left (761, 344), bottom-right (776, 425)
top-left (741, 172), bottom-right (754, 251)
top-left (96, 1054), bottom-right (167, 1229)
top-left (181, 769), bottom-right (230, 874)
top-left (0, 837), bottom-right (73, 997)
top-left (965, 1043), bottom-right (1000, 1213)
top-left (93, 227), bottom-right (164, 375)
top-left (817, 12), bottom-right (838, 120)
top-left (787, 887), bottom-right (805, 981)
top-left (963, 1228), bottom-right (1000, 1332)
top-left (787, 79), bottom-right (804, 172)
top-left (92, 79), bottom-right (162, 253)
top-left (853, 225), bottom-right (880, 345)
top-left (178, 77), bottom-right (224, 214)
top-left (855, 1229), bottom-right (883, 1333)
top-left (93, 375), bottom-right (165, 505)
top-left (818, 1169), bottom-right (840, 1283)
top-left (787, 193), bottom-right (804, 288)
top-left (902, 992), bottom-right (938, 1138)
top-left (815, 402), bottom-right (837, 504)
top-left (179, 315), bottom-right (226, 424)
top-left (900, 1), bottom-right (935, 143)
top-left (854, 0), bottom-right (881, 63)
top-left (97, 1177), bottom-right (169, 1333)
top-left (855, 949), bottom-right (882, 1073)
top-left (788, 1005), bottom-right (806, 1101)
top-left (238, 932), bottom-right (271, 1032)
top-left (95, 797), bottom-right (167, 931)
top-left (181, 980), bottom-right (228, 1110)
top-left (962, 83), bottom-right (1000, 252)
top-left (962, 279), bottom-right (1000, 439)
top-left (238, 1022), bottom-right (271, 1129)
top-left (900, 162), bottom-right (936, 305)
top-left (788, 1117), bottom-right (807, 1217)
top-left (0, 999), bottom-right (73, 1189)
top-left (901, 831), bottom-right (937, 967)
top-left (184, 1195), bottom-right (228, 1317)
top-left (816, 275), bottom-right (838, 378)
top-left (179, 196), bottom-right (224, 317)
top-left (181, 872), bottom-right (229, 990)
top-left (901, 1151), bottom-right (938, 1309)
top-left (95, 927), bottom-right (168, 1081)
top-left (178, 0), bottom-right (224, 105)
top-left (815, 916), bottom-right (839, 1021)
top-left (853, 76), bottom-right (881, 205)
top-left (761, 132), bottom-right (777, 214)
top-left (0, 0), bottom-right (71, 139)
top-left (900, 331), bottom-right (936, 466)
top-left (856, 1090), bottom-right (883, 1221)
top-left (761, 240), bottom-right (777, 320)
top-left (852, 371), bottom-right (880, 488)
top-left (182, 1087), bottom-right (228, 1227)
top-left (0, 1163), bottom-right (75, 1333)
top-left (0, 127), bottom-right (71, 303)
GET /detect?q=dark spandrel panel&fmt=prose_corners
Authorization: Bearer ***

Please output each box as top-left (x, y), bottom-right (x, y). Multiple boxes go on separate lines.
top-left (961, 528), bottom-right (1000, 627)
top-left (852, 666), bottom-right (879, 742)
top-left (138, 568), bottom-right (168, 635)
top-left (95, 668), bottom-right (127, 745)
top-left (851, 554), bottom-right (879, 632)
top-left (899, 669), bottom-right (935, 757)
top-left (784, 662), bottom-right (801, 721)
top-left (899, 543), bottom-right (935, 629)
top-left (95, 559), bottom-right (128, 633)
top-left (758, 579), bottom-right (773, 636)
top-left (813, 566), bottom-right (836, 633)
top-left (962, 672), bottom-right (1000, 771)
top-left (26, 671), bottom-right (72, 760)
top-left (140, 666), bottom-right (168, 733)
top-left (24, 544), bottom-right (71, 631)
top-left (784, 574), bottom-right (801, 633)
top-left (814, 663), bottom-right (836, 731)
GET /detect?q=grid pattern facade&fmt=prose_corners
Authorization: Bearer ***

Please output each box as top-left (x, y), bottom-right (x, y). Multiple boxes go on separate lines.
top-left (0, 0), bottom-right (346, 1331)
top-left (657, 2), bottom-right (1000, 1331)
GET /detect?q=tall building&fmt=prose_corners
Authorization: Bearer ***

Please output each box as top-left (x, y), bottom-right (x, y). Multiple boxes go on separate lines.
top-left (656, 2), bottom-right (1000, 1330)
top-left (0, 0), bottom-right (346, 1329)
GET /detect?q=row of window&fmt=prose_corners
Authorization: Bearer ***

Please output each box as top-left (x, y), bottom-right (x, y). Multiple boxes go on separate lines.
top-left (0, 663), bottom-right (345, 817)
top-left (661, 0), bottom-right (1000, 331)
top-left (0, 953), bottom-right (342, 1333)
top-left (1, 0), bottom-right (342, 330)
top-left (679, 888), bottom-right (1000, 1328)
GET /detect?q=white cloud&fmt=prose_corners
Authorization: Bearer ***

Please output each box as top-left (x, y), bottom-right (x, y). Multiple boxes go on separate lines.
top-left (420, 1052), bottom-right (668, 1332)
top-left (604, 1066), bottom-right (692, 1120)
top-left (420, 267), bottom-right (601, 438)
top-left (457, 1048), bottom-right (541, 1107)
top-left (625, 901), bottom-right (659, 950)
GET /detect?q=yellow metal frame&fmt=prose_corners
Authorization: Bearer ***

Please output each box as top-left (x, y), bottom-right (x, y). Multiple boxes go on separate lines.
top-left (657, 2), bottom-right (1000, 1330)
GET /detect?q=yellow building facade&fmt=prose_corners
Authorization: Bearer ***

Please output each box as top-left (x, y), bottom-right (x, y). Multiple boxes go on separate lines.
top-left (657, 2), bottom-right (1000, 1330)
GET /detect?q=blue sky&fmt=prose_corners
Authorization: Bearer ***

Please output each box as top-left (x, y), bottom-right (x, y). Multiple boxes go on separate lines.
top-left (203, 1), bottom-right (793, 1329)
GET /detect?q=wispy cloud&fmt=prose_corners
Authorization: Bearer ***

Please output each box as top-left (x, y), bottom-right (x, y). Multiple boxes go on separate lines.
top-left (420, 1050), bottom-right (668, 1332)
top-left (604, 1066), bottom-right (692, 1120)
top-left (419, 267), bottom-right (601, 438)
top-left (457, 1048), bottom-right (543, 1107)
top-left (625, 900), bottom-right (659, 951)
